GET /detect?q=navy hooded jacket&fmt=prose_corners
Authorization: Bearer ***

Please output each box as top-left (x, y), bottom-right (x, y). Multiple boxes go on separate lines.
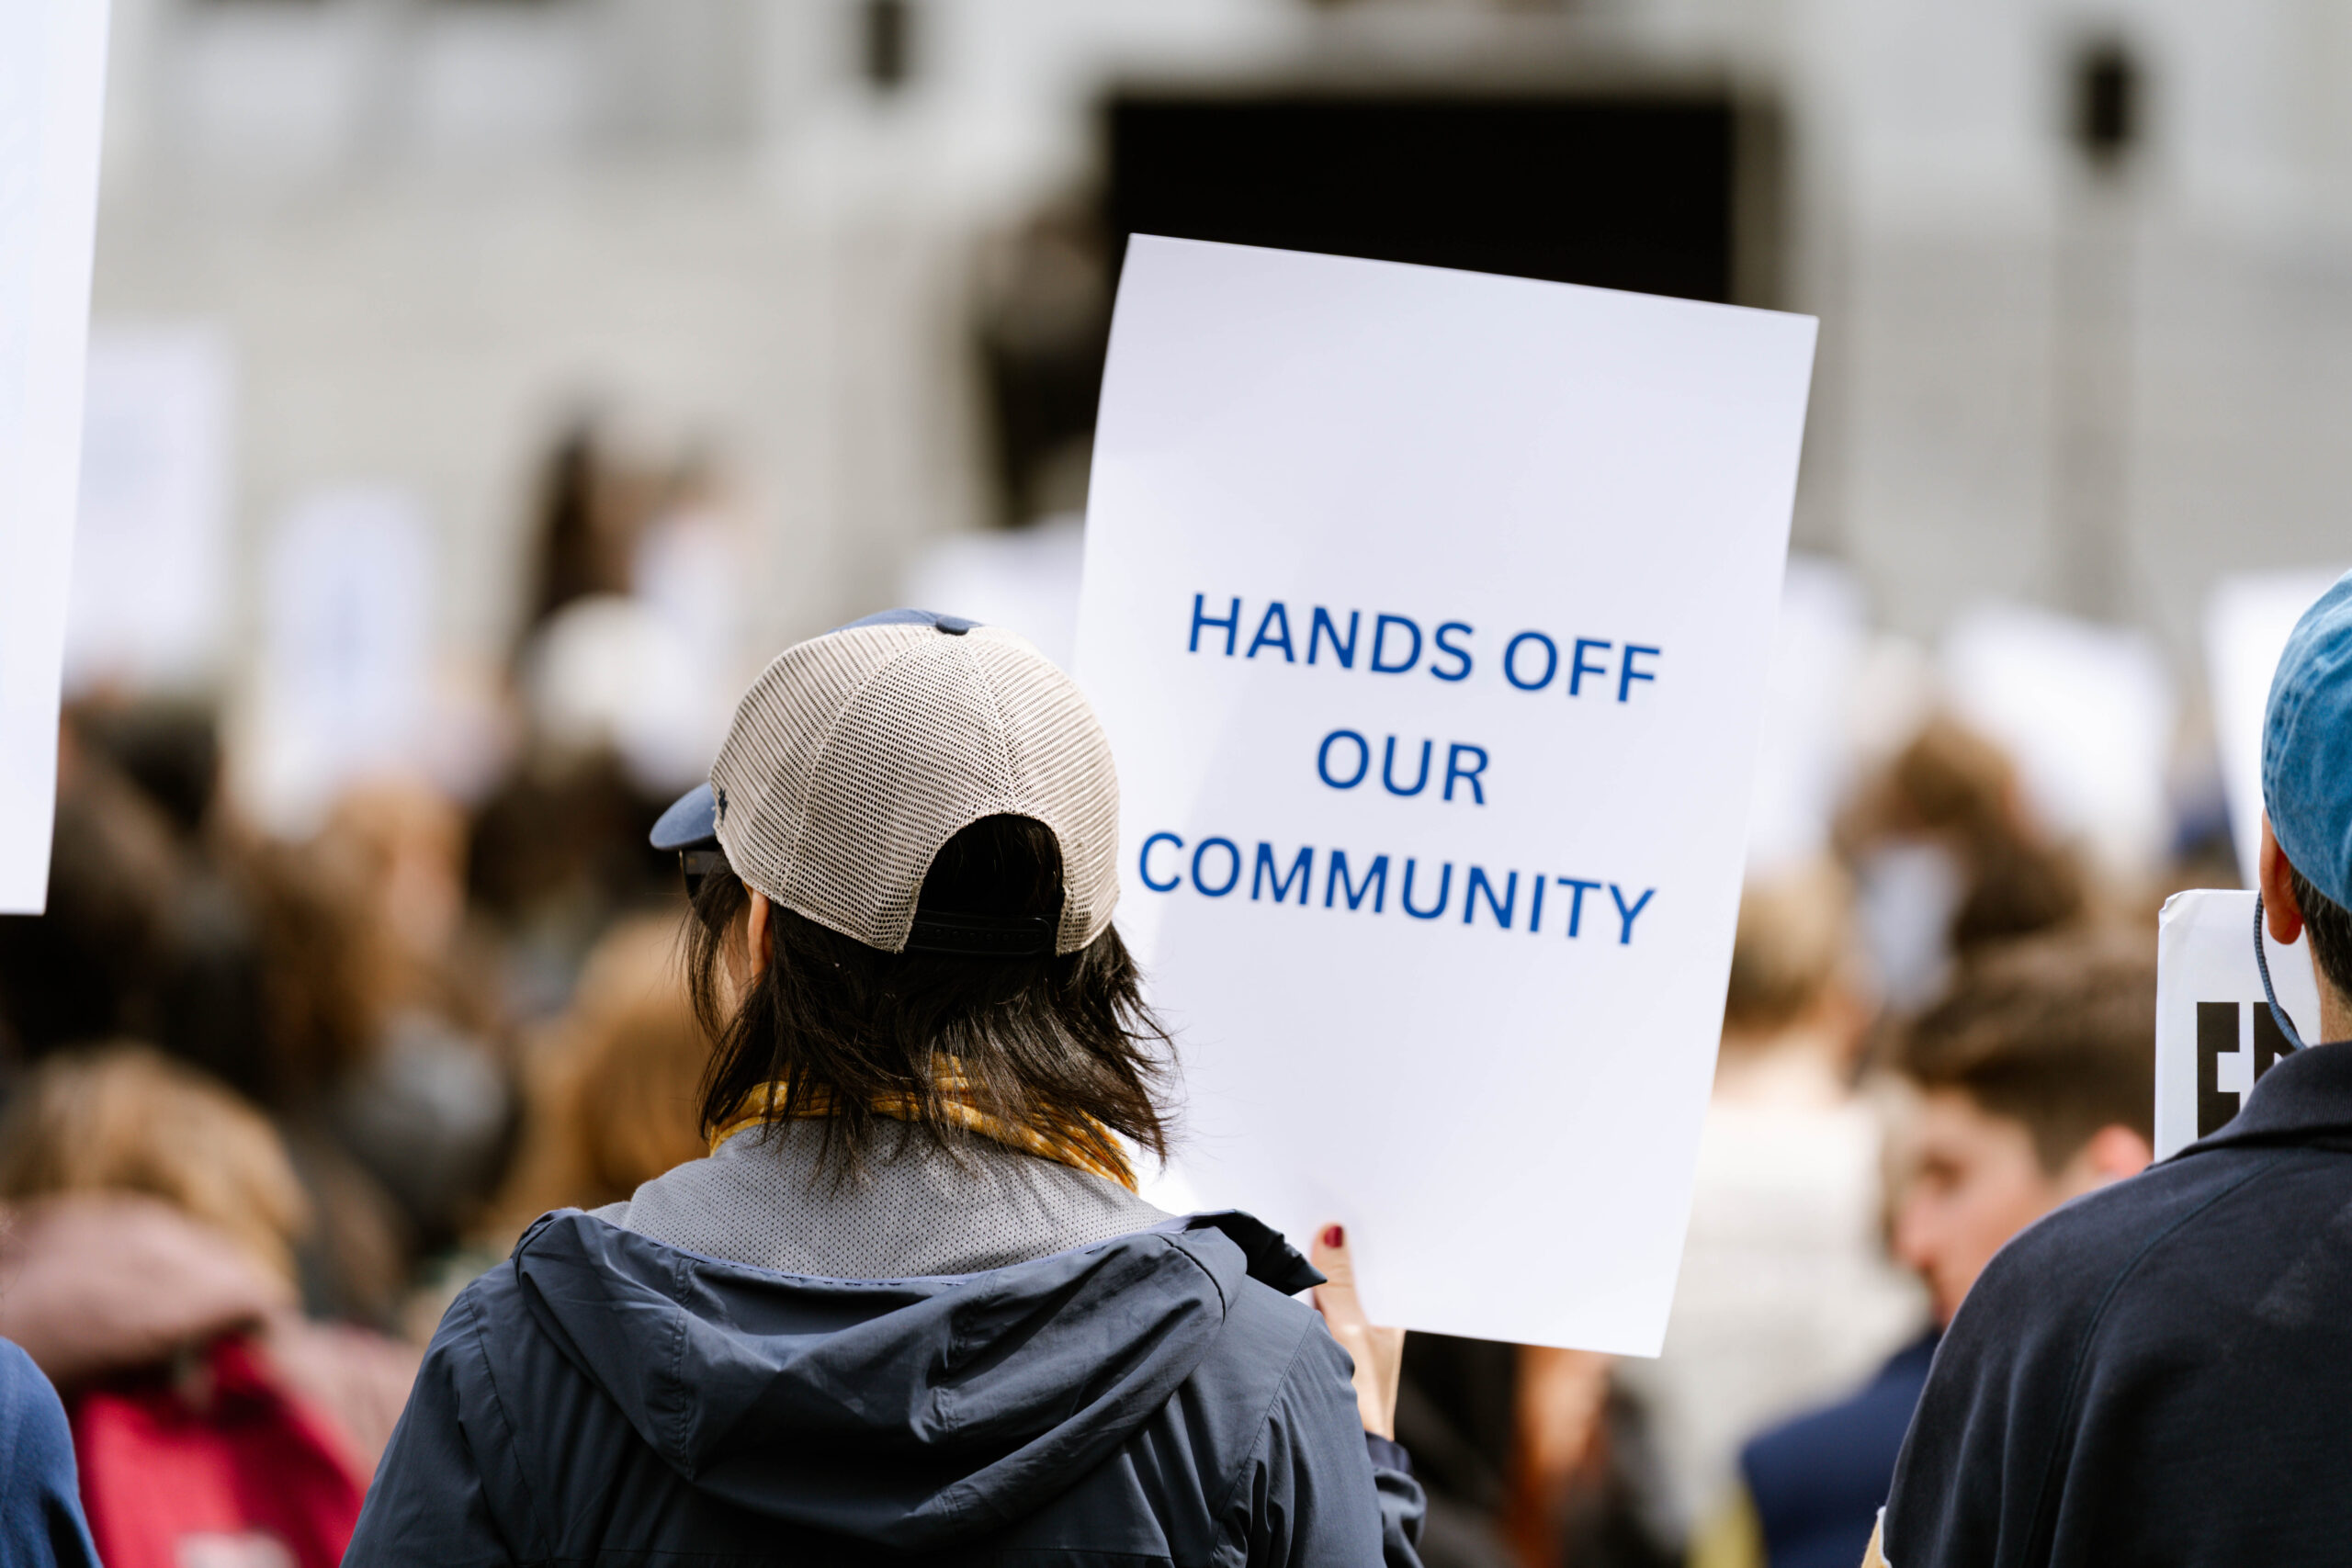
top-left (347, 1208), bottom-right (1424, 1564)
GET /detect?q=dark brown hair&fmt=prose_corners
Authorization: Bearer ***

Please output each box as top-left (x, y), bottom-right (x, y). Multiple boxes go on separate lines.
top-left (1891, 930), bottom-right (2154, 1173)
top-left (2288, 863), bottom-right (2352, 1008)
top-left (686, 815), bottom-right (1172, 1178)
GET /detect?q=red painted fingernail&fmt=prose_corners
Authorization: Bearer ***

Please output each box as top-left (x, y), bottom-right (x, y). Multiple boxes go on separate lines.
top-left (1322, 1224), bottom-right (1344, 1248)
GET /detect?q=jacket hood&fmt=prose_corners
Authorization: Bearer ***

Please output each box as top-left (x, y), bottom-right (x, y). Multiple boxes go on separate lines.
top-left (510, 1208), bottom-right (1321, 1551)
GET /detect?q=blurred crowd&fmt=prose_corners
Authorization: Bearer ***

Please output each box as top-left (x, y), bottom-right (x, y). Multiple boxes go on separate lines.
top-left (0, 426), bottom-right (2208, 1568)
top-left (0, 429), bottom-right (723, 1557)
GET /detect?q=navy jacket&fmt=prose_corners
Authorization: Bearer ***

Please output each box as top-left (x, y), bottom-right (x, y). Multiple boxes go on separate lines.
top-left (1738, 1331), bottom-right (1934, 1568)
top-left (0, 1339), bottom-right (99, 1568)
top-left (1884, 1040), bottom-right (2352, 1566)
top-left (348, 1209), bottom-right (1424, 1564)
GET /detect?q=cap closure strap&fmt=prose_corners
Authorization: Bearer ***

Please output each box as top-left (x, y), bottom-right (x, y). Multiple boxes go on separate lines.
top-left (2254, 892), bottom-right (2308, 1055)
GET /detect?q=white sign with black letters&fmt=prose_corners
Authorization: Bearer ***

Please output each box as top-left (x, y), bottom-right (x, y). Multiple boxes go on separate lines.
top-left (0, 0), bottom-right (112, 914)
top-left (1077, 237), bottom-right (1816, 1352)
top-left (2154, 888), bottom-right (2324, 1161)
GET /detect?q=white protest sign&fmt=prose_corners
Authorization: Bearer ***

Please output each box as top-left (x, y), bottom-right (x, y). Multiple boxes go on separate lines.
top-left (65, 323), bottom-right (236, 694)
top-left (1744, 554), bottom-right (1867, 878)
top-left (0, 0), bottom-right (111, 914)
top-left (243, 486), bottom-right (433, 837)
top-left (2205, 570), bottom-right (2346, 886)
top-left (1077, 236), bottom-right (1815, 1353)
top-left (1941, 601), bottom-right (2176, 876)
top-left (2154, 888), bottom-right (2323, 1160)
top-left (902, 514), bottom-right (1085, 673)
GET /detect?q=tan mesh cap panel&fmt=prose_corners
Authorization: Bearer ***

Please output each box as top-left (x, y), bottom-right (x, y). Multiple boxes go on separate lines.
top-left (708, 620), bottom-right (1119, 954)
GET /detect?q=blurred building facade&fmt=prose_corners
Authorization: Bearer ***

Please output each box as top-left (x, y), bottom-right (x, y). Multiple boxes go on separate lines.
top-left (85, 0), bottom-right (2352, 697)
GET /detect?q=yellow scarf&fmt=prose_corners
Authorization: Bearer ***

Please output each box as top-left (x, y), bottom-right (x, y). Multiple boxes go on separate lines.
top-left (707, 1066), bottom-right (1137, 1191)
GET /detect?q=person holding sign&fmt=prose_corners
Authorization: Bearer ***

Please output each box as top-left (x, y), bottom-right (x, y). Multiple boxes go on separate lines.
top-left (348, 611), bottom-right (1424, 1566)
top-left (1870, 570), bottom-right (2352, 1568)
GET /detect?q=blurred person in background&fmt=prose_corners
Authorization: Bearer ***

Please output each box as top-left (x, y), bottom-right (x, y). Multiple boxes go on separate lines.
top-left (402, 913), bottom-right (709, 1338)
top-left (1875, 575), bottom-right (2352, 1567)
top-left (0, 710), bottom-right (511, 1326)
top-left (1695, 930), bottom-right (2153, 1568)
top-left (350, 612), bottom-right (1427, 1565)
top-left (473, 423), bottom-right (728, 1025)
top-left (0, 1044), bottom-right (419, 1568)
top-left (1620, 863), bottom-right (1924, 1559)
top-left (487, 912), bottom-right (707, 1226)
top-left (1387, 1336), bottom-right (1667, 1568)
top-left (1382, 1335), bottom-right (1519, 1568)
top-left (1839, 716), bottom-right (2087, 1012)
top-left (0, 734), bottom-right (182, 1063)
top-left (306, 781), bottom-right (516, 1263)
top-left (518, 419), bottom-right (663, 642)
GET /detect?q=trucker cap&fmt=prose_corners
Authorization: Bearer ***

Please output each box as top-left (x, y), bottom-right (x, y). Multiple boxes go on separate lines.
top-left (2262, 569), bottom-right (2352, 912)
top-left (650, 608), bottom-right (1119, 957)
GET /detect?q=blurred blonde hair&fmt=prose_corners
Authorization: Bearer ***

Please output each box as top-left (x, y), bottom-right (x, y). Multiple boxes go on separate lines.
top-left (0, 1043), bottom-right (311, 1283)
top-left (1723, 861), bottom-right (1855, 1036)
top-left (492, 916), bottom-right (707, 1230)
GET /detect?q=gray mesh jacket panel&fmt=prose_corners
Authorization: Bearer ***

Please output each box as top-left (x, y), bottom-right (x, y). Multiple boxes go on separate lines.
top-left (594, 1121), bottom-right (1170, 1279)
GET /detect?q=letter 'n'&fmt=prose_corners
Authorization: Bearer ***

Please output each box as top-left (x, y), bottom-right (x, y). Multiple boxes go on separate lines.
top-left (1464, 867), bottom-right (1517, 929)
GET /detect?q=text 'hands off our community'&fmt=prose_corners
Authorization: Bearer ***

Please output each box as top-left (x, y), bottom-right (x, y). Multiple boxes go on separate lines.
top-left (1136, 593), bottom-right (1663, 945)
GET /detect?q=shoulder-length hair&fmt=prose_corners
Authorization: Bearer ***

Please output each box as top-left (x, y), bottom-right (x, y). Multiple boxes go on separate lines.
top-left (685, 815), bottom-right (1173, 1179)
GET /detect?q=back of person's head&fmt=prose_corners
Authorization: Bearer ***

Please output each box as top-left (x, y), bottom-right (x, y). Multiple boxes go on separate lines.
top-left (2261, 574), bottom-right (2352, 1012)
top-left (1722, 861), bottom-right (1855, 1040)
top-left (687, 812), bottom-right (1168, 1179)
top-left (656, 611), bottom-right (1168, 1179)
top-left (493, 916), bottom-right (708, 1227)
top-left (0, 754), bottom-right (181, 1058)
top-left (0, 1043), bottom-right (311, 1284)
top-left (2287, 867), bottom-right (2352, 1005)
top-left (1884, 716), bottom-right (2016, 840)
top-left (1846, 715), bottom-right (2086, 957)
top-left (1893, 931), bottom-right (2154, 1173)
top-left (67, 698), bottom-right (224, 841)
top-left (237, 836), bottom-right (387, 1100)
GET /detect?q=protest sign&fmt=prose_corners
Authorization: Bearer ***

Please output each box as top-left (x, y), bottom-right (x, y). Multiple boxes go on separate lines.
top-left (1077, 236), bottom-right (1815, 1352)
top-left (2154, 888), bottom-right (2323, 1160)
top-left (0, 0), bottom-right (111, 914)
top-left (1941, 601), bottom-right (2175, 877)
top-left (242, 486), bottom-right (434, 837)
top-left (1744, 554), bottom-right (1867, 878)
top-left (2205, 569), bottom-right (2345, 886)
top-left (65, 323), bottom-right (236, 694)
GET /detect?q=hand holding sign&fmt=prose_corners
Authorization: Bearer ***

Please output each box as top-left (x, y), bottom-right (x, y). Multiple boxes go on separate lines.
top-left (1309, 1224), bottom-right (1404, 1440)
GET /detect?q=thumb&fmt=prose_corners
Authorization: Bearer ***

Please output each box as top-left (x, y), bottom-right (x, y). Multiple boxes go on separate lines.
top-left (1309, 1223), bottom-right (1369, 1329)
top-left (1308, 1222), bottom-right (1403, 1440)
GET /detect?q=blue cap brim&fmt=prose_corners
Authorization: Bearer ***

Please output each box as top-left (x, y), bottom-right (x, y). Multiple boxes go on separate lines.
top-left (650, 782), bottom-right (719, 852)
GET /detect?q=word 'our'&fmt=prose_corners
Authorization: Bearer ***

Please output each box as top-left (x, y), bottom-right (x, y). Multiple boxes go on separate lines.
top-left (1317, 731), bottom-right (1487, 804)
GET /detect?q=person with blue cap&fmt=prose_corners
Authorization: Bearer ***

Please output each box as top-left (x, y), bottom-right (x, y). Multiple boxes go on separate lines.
top-left (1861, 570), bottom-right (2352, 1567)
